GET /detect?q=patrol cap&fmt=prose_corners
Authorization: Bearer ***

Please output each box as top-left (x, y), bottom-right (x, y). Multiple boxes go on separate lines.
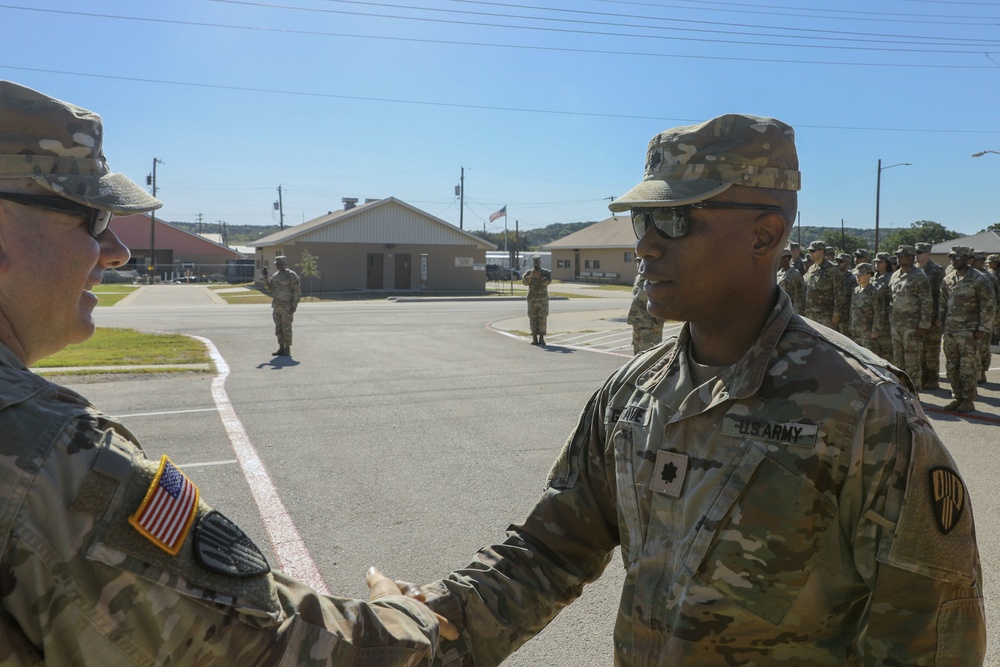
top-left (274, 255), bottom-right (287, 264)
top-left (853, 248), bottom-right (870, 258)
top-left (0, 81), bottom-right (161, 215)
top-left (854, 262), bottom-right (874, 275)
top-left (915, 242), bottom-right (933, 253)
top-left (532, 254), bottom-right (541, 263)
top-left (780, 246), bottom-right (792, 258)
top-left (836, 253), bottom-right (851, 263)
top-left (989, 254), bottom-right (999, 263)
top-left (608, 114), bottom-right (800, 212)
top-left (825, 247), bottom-right (836, 257)
top-left (896, 245), bottom-right (916, 257)
top-left (875, 252), bottom-right (891, 263)
top-left (948, 246), bottom-right (972, 258)
top-left (788, 241), bottom-right (801, 249)
top-left (807, 240), bottom-right (826, 252)
top-left (974, 250), bottom-right (987, 260)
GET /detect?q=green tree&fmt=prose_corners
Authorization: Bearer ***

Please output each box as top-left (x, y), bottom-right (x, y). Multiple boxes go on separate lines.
top-left (984, 222), bottom-right (1000, 232)
top-left (296, 250), bottom-right (321, 294)
top-left (820, 230), bottom-right (868, 255)
top-left (878, 220), bottom-right (960, 253)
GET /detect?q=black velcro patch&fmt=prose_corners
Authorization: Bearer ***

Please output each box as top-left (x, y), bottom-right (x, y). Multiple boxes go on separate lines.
top-left (194, 511), bottom-right (270, 577)
top-left (929, 467), bottom-right (965, 535)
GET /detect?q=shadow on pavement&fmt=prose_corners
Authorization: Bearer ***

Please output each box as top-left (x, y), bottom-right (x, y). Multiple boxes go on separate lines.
top-left (256, 356), bottom-right (301, 370)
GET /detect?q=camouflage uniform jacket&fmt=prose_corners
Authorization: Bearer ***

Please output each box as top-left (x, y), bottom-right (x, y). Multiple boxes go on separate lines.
top-left (627, 275), bottom-right (664, 329)
top-left (776, 266), bottom-right (805, 313)
top-left (264, 269), bottom-right (301, 309)
top-left (889, 266), bottom-right (932, 330)
top-left (0, 345), bottom-right (442, 666)
top-left (424, 290), bottom-right (985, 666)
top-left (849, 283), bottom-right (883, 341)
top-left (521, 268), bottom-right (551, 302)
top-left (802, 259), bottom-right (844, 321)
top-left (920, 260), bottom-right (946, 324)
top-left (940, 268), bottom-right (996, 335)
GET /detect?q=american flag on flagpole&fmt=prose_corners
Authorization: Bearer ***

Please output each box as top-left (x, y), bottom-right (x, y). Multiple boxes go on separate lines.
top-left (489, 205), bottom-right (506, 223)
top-left (129, 456), bottom-right (200, 555)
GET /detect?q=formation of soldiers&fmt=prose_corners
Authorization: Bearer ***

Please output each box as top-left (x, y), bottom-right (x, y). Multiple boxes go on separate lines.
top-left (782, 240), bottom-right (997, 412)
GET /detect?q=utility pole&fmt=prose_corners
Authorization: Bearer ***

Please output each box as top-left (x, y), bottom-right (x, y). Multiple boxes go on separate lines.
top-left (274, 185), bottom-right (285, 230)
top-left (457, 167), bottom-right (465, 230)
top-left (146, 158), bottom-right (163, 283)
top-left (196, 213), bottom-right (203, 236)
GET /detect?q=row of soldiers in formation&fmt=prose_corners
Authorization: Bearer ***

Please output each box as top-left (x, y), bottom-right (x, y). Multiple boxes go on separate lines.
top-left (778, 240), bottom-right (998, 413)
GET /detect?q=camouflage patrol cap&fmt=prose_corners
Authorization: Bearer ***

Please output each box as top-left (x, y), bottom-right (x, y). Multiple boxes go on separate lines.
top-left (914, 242), bottom-right (933, 253)
top-left (274, 255), bottom-right (287, 264)
top-left (948, 246), bottom-right (973, 258)
top-left (896, 245), bottom-right (916, 257)
top-left (608, 114), bottom-right (800, 212)
top-left (780, 246), bottom-right (792, 258)
top-left (989, 254), bottom-right (999, 263)
top-left (853, 262), bottom-right (874, 275)
top-left (807, 240), bottom-right (826, 252)
top-left (875, 252), bottom-right (891, 263)
top-left (836, 253), bottom-right (851, 263)
top-left (0, 81), bottom-right (161, 214)
top-left (853, 248), bottom-right (870, 258)
top-left (825, 247), bottom-right (836, 257)
top-left (974, 250), bottom-right (987, 260)
top-left (788, 241), bottom-right (801, 249)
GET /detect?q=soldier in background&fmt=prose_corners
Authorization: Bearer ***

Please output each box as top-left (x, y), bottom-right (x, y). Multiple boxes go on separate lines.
top-left (889, 245), bottom-right (932, 390)
top-left (915, 242), bottom-right (946, 389)
top-left (262, 255), bottom-right (301, 356)
top-left (872, 252), bottom-right (895, 359)
top-left (522, 255), bottom-right (551, 345)
top-left (0, 80), bottom-right (452, 666)
top-left (853, 247), bottom-right (870, 268)
top-left (835, 253), bottom-right (856, 335)
top-left (777, 246), bottom-right (805, 313)
top-left (788, 241), bottom-right (806, 274)
top-left (803, 240), bottom-right (844, 328)
top-left (627, 262), bottom-right (665, 354)
top-left (849, 263), bottom-right (882, 352)
top-left (989, 253), bottom-right (1000, 344)
top-left (940, 246), bottom-right (995, 411)
top-left (971, 251), bottom-right (998, 382)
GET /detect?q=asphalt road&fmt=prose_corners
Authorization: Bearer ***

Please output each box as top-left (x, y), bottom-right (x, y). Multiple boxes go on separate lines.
top-left (56, 286), bottom-right (1000, 665)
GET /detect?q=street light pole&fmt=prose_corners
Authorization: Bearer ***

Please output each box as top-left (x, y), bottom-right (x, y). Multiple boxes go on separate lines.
top-left (972, 150), bottom-right (1000, 158)
top-left (874, 159), bottom-right (912, 254)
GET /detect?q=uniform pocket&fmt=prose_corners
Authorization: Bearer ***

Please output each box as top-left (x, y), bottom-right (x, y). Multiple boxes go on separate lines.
top-left (681, 442), bottom-right (836, 625)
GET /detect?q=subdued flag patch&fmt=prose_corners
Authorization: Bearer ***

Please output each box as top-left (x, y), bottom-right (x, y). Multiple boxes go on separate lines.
top-left (195, 511), bottom-right (270, 577)
top-left (129, 456), bottom-right (200, 555)
top-left (930, 466), bottom-right (965, 535)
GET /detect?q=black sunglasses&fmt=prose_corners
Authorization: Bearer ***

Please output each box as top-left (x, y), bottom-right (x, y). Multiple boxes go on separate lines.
top-left (630, 202), bottom-right (784, 240)
top-left (0, 192), bottom-right (114, 239)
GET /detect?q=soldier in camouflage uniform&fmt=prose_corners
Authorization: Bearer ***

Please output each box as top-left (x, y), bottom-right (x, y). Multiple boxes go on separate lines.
top-left (940, 247), bottom-right (996, 412)
top-left (915, 242), bottom-right (946, 389)
top-left (849, 263), bottom-right (882, 352)
top-left (872, 252), bottom-right (894, 359)
top-left (853, 247), bottom-right (870, 268)
top-left (262, 255), bottom-right (301, 356)
top-left (0, 80), bottom-right (452, 665)
top-left (802, 240), bottom-right (844, 328)
top-left (627, 267), bottom-right (665, 354)
top-left (888, 245), bottom-right (932, 390)
top-left (521, 255), bottom-right (551, 345)
top-left (835, 253), bottom-right (856, 335)
top-left (971, 251), bottom-right (998, 382)
top-left (990, 253), bottom-right (1000, 344)
top-left (788, 240), bottom-right (805, 274)
top-left (420, 115), bottom-right (985, 666)
top-left (776, 246), bottom-right (805, 312)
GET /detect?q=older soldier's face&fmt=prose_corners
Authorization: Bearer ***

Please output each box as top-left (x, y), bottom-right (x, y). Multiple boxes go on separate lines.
top-left (0, 183), bottom-right (129, 365)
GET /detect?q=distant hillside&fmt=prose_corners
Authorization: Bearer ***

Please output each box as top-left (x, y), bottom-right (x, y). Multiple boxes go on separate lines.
top-left (166, 221), bottom-right (282, 246)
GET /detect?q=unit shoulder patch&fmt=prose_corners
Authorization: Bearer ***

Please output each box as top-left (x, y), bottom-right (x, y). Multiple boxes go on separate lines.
top-left (195, 511), bottom-right (270, 577)
top-left (929, 466), bottom-right (965, 535)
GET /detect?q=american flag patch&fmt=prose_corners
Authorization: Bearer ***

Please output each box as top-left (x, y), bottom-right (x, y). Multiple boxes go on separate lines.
top-left (129, 456), bottom-right (200, 555)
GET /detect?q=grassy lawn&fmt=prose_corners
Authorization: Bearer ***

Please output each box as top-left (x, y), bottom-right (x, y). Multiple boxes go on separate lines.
top-left (93, 284), bottom-right (140, 306)
top-left (34, 327), bottom-right (211, 369)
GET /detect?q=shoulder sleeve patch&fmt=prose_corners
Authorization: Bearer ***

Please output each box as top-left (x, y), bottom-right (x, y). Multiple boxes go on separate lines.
top-left (195, 511), bottom-right (270, 577)
top-left (128, 455), bottom-right (200, 555)
top-left (930, 467), bottom-right (965, 535)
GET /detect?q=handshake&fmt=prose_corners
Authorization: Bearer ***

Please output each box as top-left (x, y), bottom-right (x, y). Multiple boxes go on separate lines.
top-left (366, 566), bottom-right (459, 640)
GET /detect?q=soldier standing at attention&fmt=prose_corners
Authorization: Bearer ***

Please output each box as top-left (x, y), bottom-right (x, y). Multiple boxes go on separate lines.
top-left (872, 251), bottom-right (895, 359)
top-left (915, 242), bottom-right (946, 389)
top-left (776, 246), bottom-right (805, 312)
top-left (788, 240), bottom-right (805, 274)
top-left (627, 262), bottom-right (665, 354)
top-left (835, 253), bottom-right (856, 335)
top-left (849, 262), bottom-right (882, 352)
top-left (262, 255), bottom-right (301, 356)
top-left (802, 240), bottom-right (844, 328)
top-left (940, 246), bottom-right (995, 412)
top-left (0, 80), bottom-right (453, 665)
top-left (419, 115), bottom-right (984, 665)
top-left (989, 253), bottom-right (1000, 345)
top-left (521, 255), bottom-right (551, 345)
top-left (971, 251), bottom-right (998, 382)
top-left (853, 247), bottom-right (870, 268)
top-left (888, 245), bottom-right (932, 390)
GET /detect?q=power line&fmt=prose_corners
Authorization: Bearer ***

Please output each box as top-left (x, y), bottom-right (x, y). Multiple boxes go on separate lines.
top-left (4, 65), bottom-right (998, 134)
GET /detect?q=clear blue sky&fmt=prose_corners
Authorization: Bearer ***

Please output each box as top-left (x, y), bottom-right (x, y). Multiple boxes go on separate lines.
top-left (3, 0), bottom-right (999, 238)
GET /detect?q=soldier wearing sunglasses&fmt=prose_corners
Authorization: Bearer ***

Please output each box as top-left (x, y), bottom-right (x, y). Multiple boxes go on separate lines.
top-left (0, 81), bottom-right (454, 664)
top-left (420, 114), bottom-right (984, 665)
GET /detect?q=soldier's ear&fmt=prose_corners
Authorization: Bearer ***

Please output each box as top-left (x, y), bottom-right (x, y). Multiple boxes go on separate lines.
top-left (751, 211), bottom-right (786, 259)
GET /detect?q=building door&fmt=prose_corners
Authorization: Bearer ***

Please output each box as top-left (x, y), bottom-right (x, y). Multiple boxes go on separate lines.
top-left (394, 254), bottom-right (411, 289)
top-left (574, 251), bottom-right (581, 278)
top-left (367, 254), bottom-right (384, 289)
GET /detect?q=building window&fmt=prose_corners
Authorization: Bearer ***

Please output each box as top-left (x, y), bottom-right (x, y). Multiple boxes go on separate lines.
top-left (584, 260), bottom-right (592, 269)
top-left (624, 251), bottom-right (634, 262)
top-left (593, 260), bottom-right (601, 269)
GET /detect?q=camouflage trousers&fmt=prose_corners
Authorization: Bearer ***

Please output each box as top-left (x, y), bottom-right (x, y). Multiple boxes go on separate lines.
top-left (272, 305), bottom-right (295, 347)
top-left (632, 325), bottom-right (664, 355)
top-left (526, 298), bottom-right (549, 336)
top-left (980, 334), bottom-right (993, 378)
top-left (891, 325), bottom-right (924, 390)
top-left (921, 321), bottom-right (942, 386)
top-left (943, 331), bottom-right (981, 401)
